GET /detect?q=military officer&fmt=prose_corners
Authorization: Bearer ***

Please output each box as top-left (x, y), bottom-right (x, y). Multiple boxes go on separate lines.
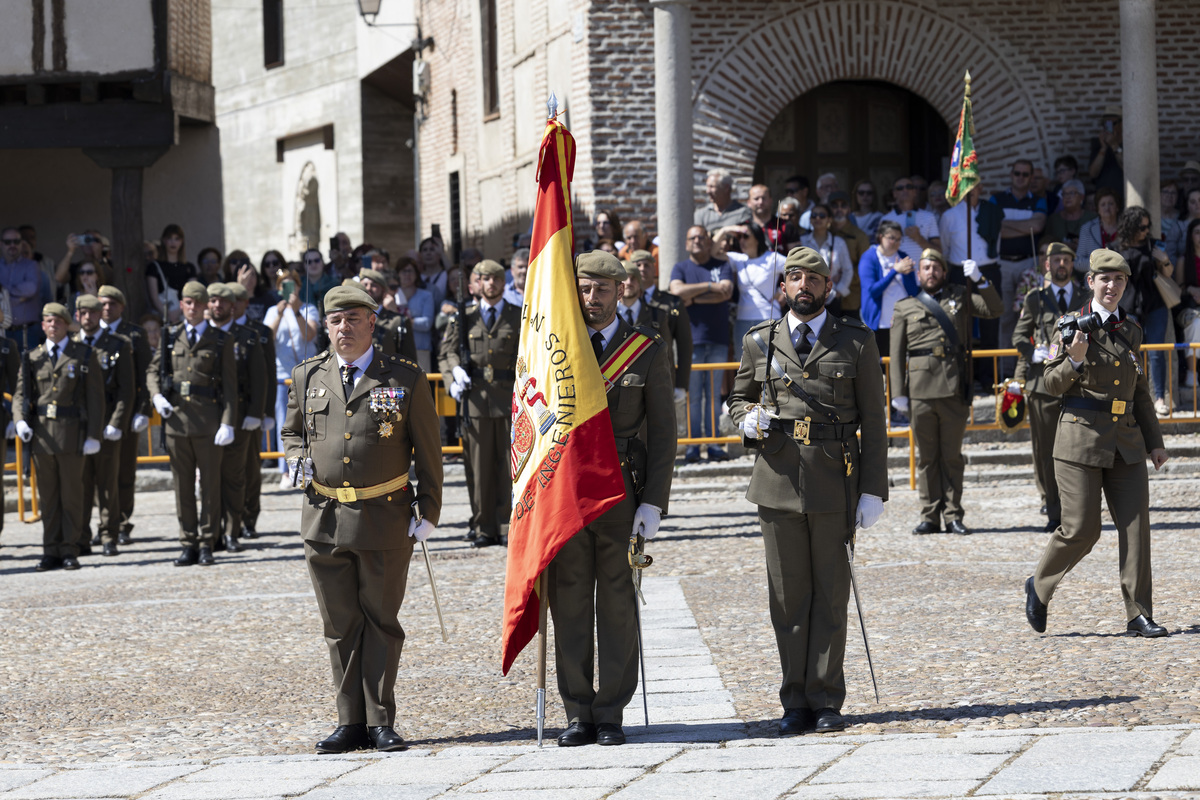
top-left (0, 330), bottom-right (19, 548)
top-left (1011, 242), bottom-right (1088, 532)
top-left (889, 251), bottom-right (1001, 535)
top-left (98, 285), bottom-right (152, 546)
top-left (75, 294), bottom-right (134, 557)
top-left (359, 269), bottom-right (419, 362)
top-left (13, 303), bottom-right (104, 572)
top-left (728, 246), bottom-right (888, 735)
top-left (439, 259), bottom-right (521, 548)
top-left (280, 285), bottom-right (443, 754)
top-left (209, 283), bottom-right (267, 552)
top-left (229, 281), bottom-right (275, 539)
top-left (1025, 250), bottom-right (1170, 638)
top-left (630, 248), bottom-right (692, 404)
top-left (551, 251), bottom-right (676, 748)
top-left (147, 281), bottom-right (238, 567)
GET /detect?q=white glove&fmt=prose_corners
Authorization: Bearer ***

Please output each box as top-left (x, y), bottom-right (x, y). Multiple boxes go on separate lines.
top-left (1006, 381), bottom-right (1022, 394)
top-left (264, 416), bottom-right (276, 432)
top-left (214, 423), bottom-right (235, 446)
top-left (82, 437), bottom-right (101, 456)
top-left (452, 365), bottom-right (472, 387)
top-left (855, 494), bottom-right (885, 529)
top-left (449, 380), bottom-right (465, 402)
top-left (632, 503), bottom-right (662, 540)
top-left (103, 425), bottom-right (122, 441)
top-left (963, 259), bottom-right (982, 283)
top-left (132, 413), bottom-right (150, 433)
top-left (15, 420), bottom-right (32, 442)
top-left (408, 517), bottom-right (435, 542)
top-left (242, 416), bottom-right (262, 431)
top-left (1032, 345), bottom-right (1050, 364)
top-left (4, 421), bottom-right (13, 440)
top-left (740, 404), bottom-right (777, 440)
top-left (673, 387), bottom-right (686, 403)
top-left (891, 396), bottom-right (909, 412)
top-left (287, 456), bottom-right (313, 483)
top-left (152, 393), bottom-right (174, 418)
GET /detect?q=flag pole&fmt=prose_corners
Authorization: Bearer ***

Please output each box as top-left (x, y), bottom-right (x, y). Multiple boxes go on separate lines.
top-left (536, 571), bottom-right (548, 747)
top-left (964, 71), bottom-right (973, 265)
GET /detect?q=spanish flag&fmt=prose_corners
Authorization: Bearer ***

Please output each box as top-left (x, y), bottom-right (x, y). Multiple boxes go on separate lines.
top-left (945, 70), bottom-right (979, 207)
top-left (500, 114), bottom-right (626, 675)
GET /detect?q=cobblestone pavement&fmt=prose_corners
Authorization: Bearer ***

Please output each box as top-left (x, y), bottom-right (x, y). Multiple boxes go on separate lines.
top-left (2, 457), bottom-right (1200, 797)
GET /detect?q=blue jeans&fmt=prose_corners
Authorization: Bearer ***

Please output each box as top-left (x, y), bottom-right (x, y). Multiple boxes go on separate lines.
top-left (688, 342), bottom-right (727, 451)
top-left (1142, 306), bottom-right (1169, 400)
top-left (274, 381), bottom-right (290, 472)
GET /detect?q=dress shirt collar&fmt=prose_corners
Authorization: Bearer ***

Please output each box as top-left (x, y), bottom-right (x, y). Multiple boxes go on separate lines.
top-left (787, 308), bottom-right (827, 345)
top-left (478, 297), bottom-right (505, 315)
top-left (186, 320), bottom-right (208, 339)
top-left (216, 320), bottom-right (234, 333)
top-left (336, 345), bottom-right (376, 374)
top-left (592, 315), bottom-right (622, 353)
top-left (236, 314), bottom-right (248, 326)
top-left (100, 318), bottom-right (121, 334)
top-left (1051, 282), bottom-right (1074, 304)
top-left (620, 298), bottom-right (642, 320)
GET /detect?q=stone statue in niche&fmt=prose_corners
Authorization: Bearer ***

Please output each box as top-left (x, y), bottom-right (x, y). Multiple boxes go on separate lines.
top-left (289, 162), bottom-right (321, 254)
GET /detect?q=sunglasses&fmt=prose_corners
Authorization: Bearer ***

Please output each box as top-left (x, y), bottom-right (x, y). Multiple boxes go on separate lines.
top-left (78, 269), bottom-right (96, 275)
top-left (1138, 223), bottom-right (1151, 231)
top-left (263, 259), bottom-right (281, 267)
top-left (1012, 171), bottom-right (1031, 177)
top-left (894, 184), bottom-right (915, 191)
top-left (810, 213), bottom-right (829, 220)
top-left (230, 259), bottom-right (250, 267)
top-left (1, 238), bottom-right (21, 245)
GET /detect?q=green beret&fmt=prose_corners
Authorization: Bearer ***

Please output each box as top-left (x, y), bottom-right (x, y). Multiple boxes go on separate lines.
top-left (227, 282), bottom-right (249, 301)
top-left (919, 248), bottom-right (947, 269)
top-left (575, 251), bottom-right (626, 281)
top-left (75, 294), bottom-right (101, 311)
top-left (207, 283), bottom-right (234, 300)
top-left (623, 260), bottom-right (642, 278)
top-left (182, 281), bottom-right (208, 302)
top-left (323, 284), bottom-right (379, 313)
top-left (629, 249), bottom-right (654, 264)
top-left (97, 285), bottom-right (126, 305)
top-left (783, 246), bottom-right (830, 278)
top-left (1046, 242), bottom-right (1076, 258)
top-left (1090, 249), bottom-right (1132, 276)
top-left (42, 303), bottom-right (70, 322)
top-left (473, 259), bottom-right (505, 278)
top-left (359, 268), bottom-right (387, 286)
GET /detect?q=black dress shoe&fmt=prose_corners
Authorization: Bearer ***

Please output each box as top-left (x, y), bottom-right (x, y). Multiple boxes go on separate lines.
top-left (102, 543), bottom-right (119, 557)
top-left (706, 449), bottom-right (732, 462)
top-left (912, 521), bottom-right (939, 535)
top-left (77, 543), bottom-right (92, 556)
top-left (118, 532), bottom-right (132, 545)
top-left (1043, 519), bottom-right (1061, 533)
top-left (1040, 504), bottom-right (1047, 515)
top-left (368, 725), bottom-right (408, 752)
top-left (1126, 614), bottom-right (1168, 638)
top-left (62, 556), bottom-right (81, 570)
top-left (596, 722), bottom-right (626, 746)
top-left (241, 526), bottom-right (257, 540)
top-left (174, 547), bottom-right (198, 567)
top-left (814, 708), bottom-right (845, 732)
top-left (224, 534), bottom-right (243, 553)
top-left (212, 536), bottom-right (226, 553)
top-left (473, 535), bottom-right (502, 548)
top-left (316, 724), bottom-right (370, 754)
top-left (946, 520), bottom-right (971, 535)
top-left (462, 529), bottom-right (478, 542)
top-left (90, 533), bottom-right (102, 546)
top-left (1025, 577), bottom-right (1047, 633)
top-left (779, 708), bottom-right (815, 736)
top-left (35, 556), bottom-right (62, 572)
top-left (557, 721), bottom-right (597, 747)
top-left (197, 546), bottom-right (215, 566)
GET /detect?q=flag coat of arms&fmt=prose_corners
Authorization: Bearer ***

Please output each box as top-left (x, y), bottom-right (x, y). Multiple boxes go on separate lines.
top-left (500, 116), bottom-right (626, 675)
top-left (946, 71), bottom-right (979, 207)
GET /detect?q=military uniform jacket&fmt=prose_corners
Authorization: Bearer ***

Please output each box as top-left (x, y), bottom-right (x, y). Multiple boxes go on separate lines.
top-left (729, 315), bottom-right (888, 515)
top-left (74, 329), bottom-right (134, 431)
top-left (13, 338), bottom-right (104, 455)
top-left (280, 349), bottom-right (443, 549)
top-left (220, 321), bottom-right (269, 423)
top-left (244, 318), bottom-right (277, 415)
top-left (438, 301), bottom-right (522, 418)
top-left (147, 324), bottom-right (238, 437)
top-left (112, 320), bottom-right (154, 418)
top-left (1042, 303), bottom-right (1163, 469)
top-left (0, 336), bottom-right (19, 430)
top-left (374, 309), bottom-right (419, 362)
top-left (889, 281), bottom-right (1002, 400)
top-left (633, 289), bottom-right (692, 390)
top-left (1012, 283), bottom-right (1088, 395)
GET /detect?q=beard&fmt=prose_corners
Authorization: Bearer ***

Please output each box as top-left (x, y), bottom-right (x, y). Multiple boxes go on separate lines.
top-left (921, 275), bottom-right (946, 294)
top-left (785, 290), bottom-right (823, 317)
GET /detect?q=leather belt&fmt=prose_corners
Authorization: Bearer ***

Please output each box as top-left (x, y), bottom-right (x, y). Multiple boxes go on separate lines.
top-left (999, 254), bottom-right (1032, 262)
top-left (909, 346), bottom-right (962, 358)
top-left (1063, 396), bottom-right (1129, 415)
top-left (171, 382), bottom-right (217, 399)
top-left (36, 404), bottom-right (80, 418)
top-left (311, 473), bottom-right (410, 503)
top-left (768, 418), bottom-right (859, 443)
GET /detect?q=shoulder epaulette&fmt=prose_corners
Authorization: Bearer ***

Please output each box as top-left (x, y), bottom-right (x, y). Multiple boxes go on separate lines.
top-left (633, 325), bottom-right (664, 344)
top-left (387, 353), bottom-right (424, 373)
top-left (835, 315), bottom-right (869, 331)
top-left (748, 318), bottom-right (778, 334)
top-left (299, 350), bottom-right (331, 366)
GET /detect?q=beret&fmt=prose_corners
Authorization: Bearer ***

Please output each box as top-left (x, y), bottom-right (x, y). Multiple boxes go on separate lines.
top-left (182, 281), bottom-right (208, 302)
top-left (97, 285), bottom-right (126, 304)
top-left (42, 302), bottom-right (70, 322)
top-left (628, 249), bottom-right (654, 263)
top-left (1089, 248), bottom-right (1132, 276)
top-left (359, 268), bottom-right (387, 285)
top-left (473, 259), bottom-right (505, 278)
top-left (783, 246), bottom-right (830, 278)
top-left (575, 251), bottom-right (627, 281)
top-left (206, 283), bottom-right (234, 300)
top-left (75, 294), bottom-right (101, 311)
top-left (1046, 242), bottom-right (1076, 258)
top-left (323, 284), bottom-right (379, 313)
top-left (227, 282), bottom-right (249, 301)
top-left (623, 260), bottom-right (641, 278)
top-left (919, 248), bottom-right (947, 268)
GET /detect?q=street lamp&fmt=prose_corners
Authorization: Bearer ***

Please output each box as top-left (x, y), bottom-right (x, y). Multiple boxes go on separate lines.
top-left (357, 0), bottom-right (382, 23)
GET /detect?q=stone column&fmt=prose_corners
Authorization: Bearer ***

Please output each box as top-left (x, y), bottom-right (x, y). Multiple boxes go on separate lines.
top-left (652, 0), bottom-right (693, 288)
top-left (1120, 0), bottom-right (1161, 234)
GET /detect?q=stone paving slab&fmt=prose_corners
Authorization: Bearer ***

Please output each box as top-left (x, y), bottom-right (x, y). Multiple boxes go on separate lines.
top-left (297, 787), bottom-right (446, 800)
top-left (183, 761), bottom-right (360, 782)
top-left (657, 744), bottom-right (850, 773)
top-left (608, 768), bottom-right (802, 799)
top-left (0, 765), bottom-right (201, 798)
top-left (812, 750), bottom-right (1011, 784)
top-left (0, 774), bottom-right (49, 794)
top-left (142, 779), bottom-right (319, 799)
top-left (451, 765), bottom-right (644, 792)
top-left (437, 790), bottom-right (609, 800)
top-left (1147, 756), bottom-right (1200, 791)
top-left (1178, 730), bottom-right (1200, 754)
top-left (977, 729), bottom-right (1180, 794)
top-left (786, 779), bottom-right (983, 799)
top-left (490, 745), bottom-right (681, 772)
top-left (331, 755), bottom-right (506, 785)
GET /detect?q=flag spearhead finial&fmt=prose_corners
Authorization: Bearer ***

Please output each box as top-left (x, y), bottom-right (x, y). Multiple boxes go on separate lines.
top-left (547, 93), bottom-right (558, 120)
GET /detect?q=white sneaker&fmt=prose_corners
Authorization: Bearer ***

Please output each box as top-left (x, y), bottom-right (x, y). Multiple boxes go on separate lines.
top-left (1154, 397), bottom-right (1170, 417)
top-left (279, 473), bottom-right (293, 490)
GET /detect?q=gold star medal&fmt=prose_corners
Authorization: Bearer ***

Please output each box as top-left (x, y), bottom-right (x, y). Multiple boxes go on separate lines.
top-left (378, 420), bottom-right (394, 438)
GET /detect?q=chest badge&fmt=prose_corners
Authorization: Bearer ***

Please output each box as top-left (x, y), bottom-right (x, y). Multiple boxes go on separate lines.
top-left (378, 420), bottom-right (394, 438)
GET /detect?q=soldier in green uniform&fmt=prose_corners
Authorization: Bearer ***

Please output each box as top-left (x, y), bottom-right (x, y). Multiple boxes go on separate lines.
top-left (630, 248), bottom-right (692, 405)
top-left (728, 246), bottom-right (888, 735)
top-left (359, 269), bottom-right (419, 361)
top-left (889, 251), bottom-right (1002, 535)
top-left (280, 285), bottom-right (443, 754)
top-left (228, 281), bottom-right (275, 539)
top-left (0, 330), bottom-right (20, 548)
top-left (551, 252), bottom-right (676, 748)
top-left (1025, 249), bottom-right (1170, 638)
top-left (147, 281), bottom-right (238, 567)
top-left (13, 303), bottom-right (104, 572)
top-left (1011, 242), bottom-right (1088, 532)
top-left (74, 294), bottom-right (134, 557)
top-left (98, 286), bottom-right (152, 546)
top-left (439, 259), bottom-right (521, 548)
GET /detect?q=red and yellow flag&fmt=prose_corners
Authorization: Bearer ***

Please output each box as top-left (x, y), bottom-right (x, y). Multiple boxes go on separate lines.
top-left (500, 115), bottom-right (625, 675)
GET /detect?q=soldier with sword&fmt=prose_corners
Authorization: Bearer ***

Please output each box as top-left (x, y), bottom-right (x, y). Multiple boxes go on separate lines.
top-left (728, 246), bottom-right (889, 735)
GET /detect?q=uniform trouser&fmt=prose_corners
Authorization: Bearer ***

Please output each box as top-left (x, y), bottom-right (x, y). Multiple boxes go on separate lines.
top-left (464, 415), bottom-right (511, 538)
top-left (33, 453), bottom-right (84, 558)
top-left (165, 433), bottom-right (222, 548)
top-left (759, 505), bottom-right (851, 711)
top-left (81, 439), bottom-right (122, 544)
top-left (304, 540), bottom-right (413, 727)
top-left (911, 396), bottom-right (969, 525)
top-left (242, 428), bottom-right (266, 532)
top-left (1027, 392), bottom-right (1062, 519)
top-left (219, 428), bottom-right (253, 540)
top-left (117, 426), bottom-right (139, 534)
top-left (1034, 455), bottom-right (1153, 623)
top-left (548, 493), bottom-right (639, 726)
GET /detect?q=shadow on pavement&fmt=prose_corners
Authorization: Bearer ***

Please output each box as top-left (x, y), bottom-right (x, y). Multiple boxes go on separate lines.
top-left (846, 695), bottom-right (1139, 725)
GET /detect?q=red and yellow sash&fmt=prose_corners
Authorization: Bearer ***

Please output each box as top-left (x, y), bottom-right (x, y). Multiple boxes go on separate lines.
top-left (600, 332), bottom-right (653, 393)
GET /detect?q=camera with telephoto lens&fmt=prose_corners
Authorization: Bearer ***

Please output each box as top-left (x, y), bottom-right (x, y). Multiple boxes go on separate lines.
top-left (1056, 310), bottom-right (1105, 339)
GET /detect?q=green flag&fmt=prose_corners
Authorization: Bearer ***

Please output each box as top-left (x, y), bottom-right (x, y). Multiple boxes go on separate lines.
top-left (946, 71), bottom-right (978, 207)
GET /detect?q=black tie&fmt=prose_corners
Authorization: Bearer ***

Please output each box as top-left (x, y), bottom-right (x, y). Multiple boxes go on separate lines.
top-left (625, 308), bottom-right (635, 326)
top-left (485, 306), bottom-right (496, 330)
top-left (85, 335), bottom-right (94, 348)
top-left (50, 343), bottom-right (59, 362)
top-left (1057, 288), bottom-right (1067, 314)
top-left (794, 322), bottom-right (812, 359)
top-left (341, 364), bottom-right (357, 400)
top-left (591, 331), bottom-right (605, 362)
top-left (188, 327), bottom-right (197, 348)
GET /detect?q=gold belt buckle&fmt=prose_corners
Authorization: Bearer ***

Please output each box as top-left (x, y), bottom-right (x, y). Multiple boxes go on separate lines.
top-left (1111, 400), bottom-right (1127, 414)
top-left (336, 487), bottom-right (358, 503)
top-left (46, 403), bottom-right (57, 419)
top-left (793, 418), bottom-right (811, 444)
top-left (180, 380), bottom-right (192, 397)
top-left (483, 364), bottom-right (494, 383)
top-left (932, 345), bottom-right (945, 357)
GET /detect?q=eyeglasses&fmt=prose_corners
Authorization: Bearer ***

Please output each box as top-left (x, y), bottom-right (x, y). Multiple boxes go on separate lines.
top-left (1, 239), bottom-right (20, 245)
top-left (1012, 170), bottom-right (1031, 177)
top-left (263, 259), bottom-right (281, 268)
top-left (894, 184), bottom-right (915, 191)
top-left (1138, 222), bottom-right (1151, 231)
top-left (78, 269), bottom-right (96, 275)
top-left (810, 212), bottom-right (829, 220)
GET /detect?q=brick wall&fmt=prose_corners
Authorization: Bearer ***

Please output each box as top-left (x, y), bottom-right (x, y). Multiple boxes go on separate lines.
top-left (168, 0), bottom-right (212, 84)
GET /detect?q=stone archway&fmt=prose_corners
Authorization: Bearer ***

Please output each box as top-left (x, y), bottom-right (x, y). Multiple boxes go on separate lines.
top-left (689, 0), bottom-right (1053, 199)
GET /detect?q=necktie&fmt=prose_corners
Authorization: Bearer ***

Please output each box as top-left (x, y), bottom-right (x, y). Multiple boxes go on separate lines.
top-left (794, 322), bottom-right (812, 359)
top-left (625, 308), bottom-right (635, 326)
top-left (85, 335), bottom-right (94, 348)
top-left (341, 364), bottom-right (357, 400)
top-left (591, 331), bottom-right (605, 362)
top-left (485, 307), bottom-right (496, 330)
top-left (188, 327), bottom-right (197, 348)
top-left (50, 344), bottom-right (58, 362)
top-left (1056, 288), bottom-right (1067, 314)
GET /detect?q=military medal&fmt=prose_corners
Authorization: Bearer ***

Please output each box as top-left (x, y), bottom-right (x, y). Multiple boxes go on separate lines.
top-left (378, 420), bottom-right (394, 438)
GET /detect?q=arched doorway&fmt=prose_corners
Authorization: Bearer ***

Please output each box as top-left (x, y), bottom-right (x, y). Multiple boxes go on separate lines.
top-left (754, 81), bottom-right (950, 205)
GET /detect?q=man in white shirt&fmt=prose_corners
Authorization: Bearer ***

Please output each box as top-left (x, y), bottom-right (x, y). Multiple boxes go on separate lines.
top-left (882, 176), bottom-right (940, 258)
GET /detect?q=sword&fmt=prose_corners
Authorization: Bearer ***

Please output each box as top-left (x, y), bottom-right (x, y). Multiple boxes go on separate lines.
top-left (629, 532), bottom-right (652, 726)
top-left (845, 539), bottom-right (880, 703)
top-left (412, 501), bottom-right (449, 642)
